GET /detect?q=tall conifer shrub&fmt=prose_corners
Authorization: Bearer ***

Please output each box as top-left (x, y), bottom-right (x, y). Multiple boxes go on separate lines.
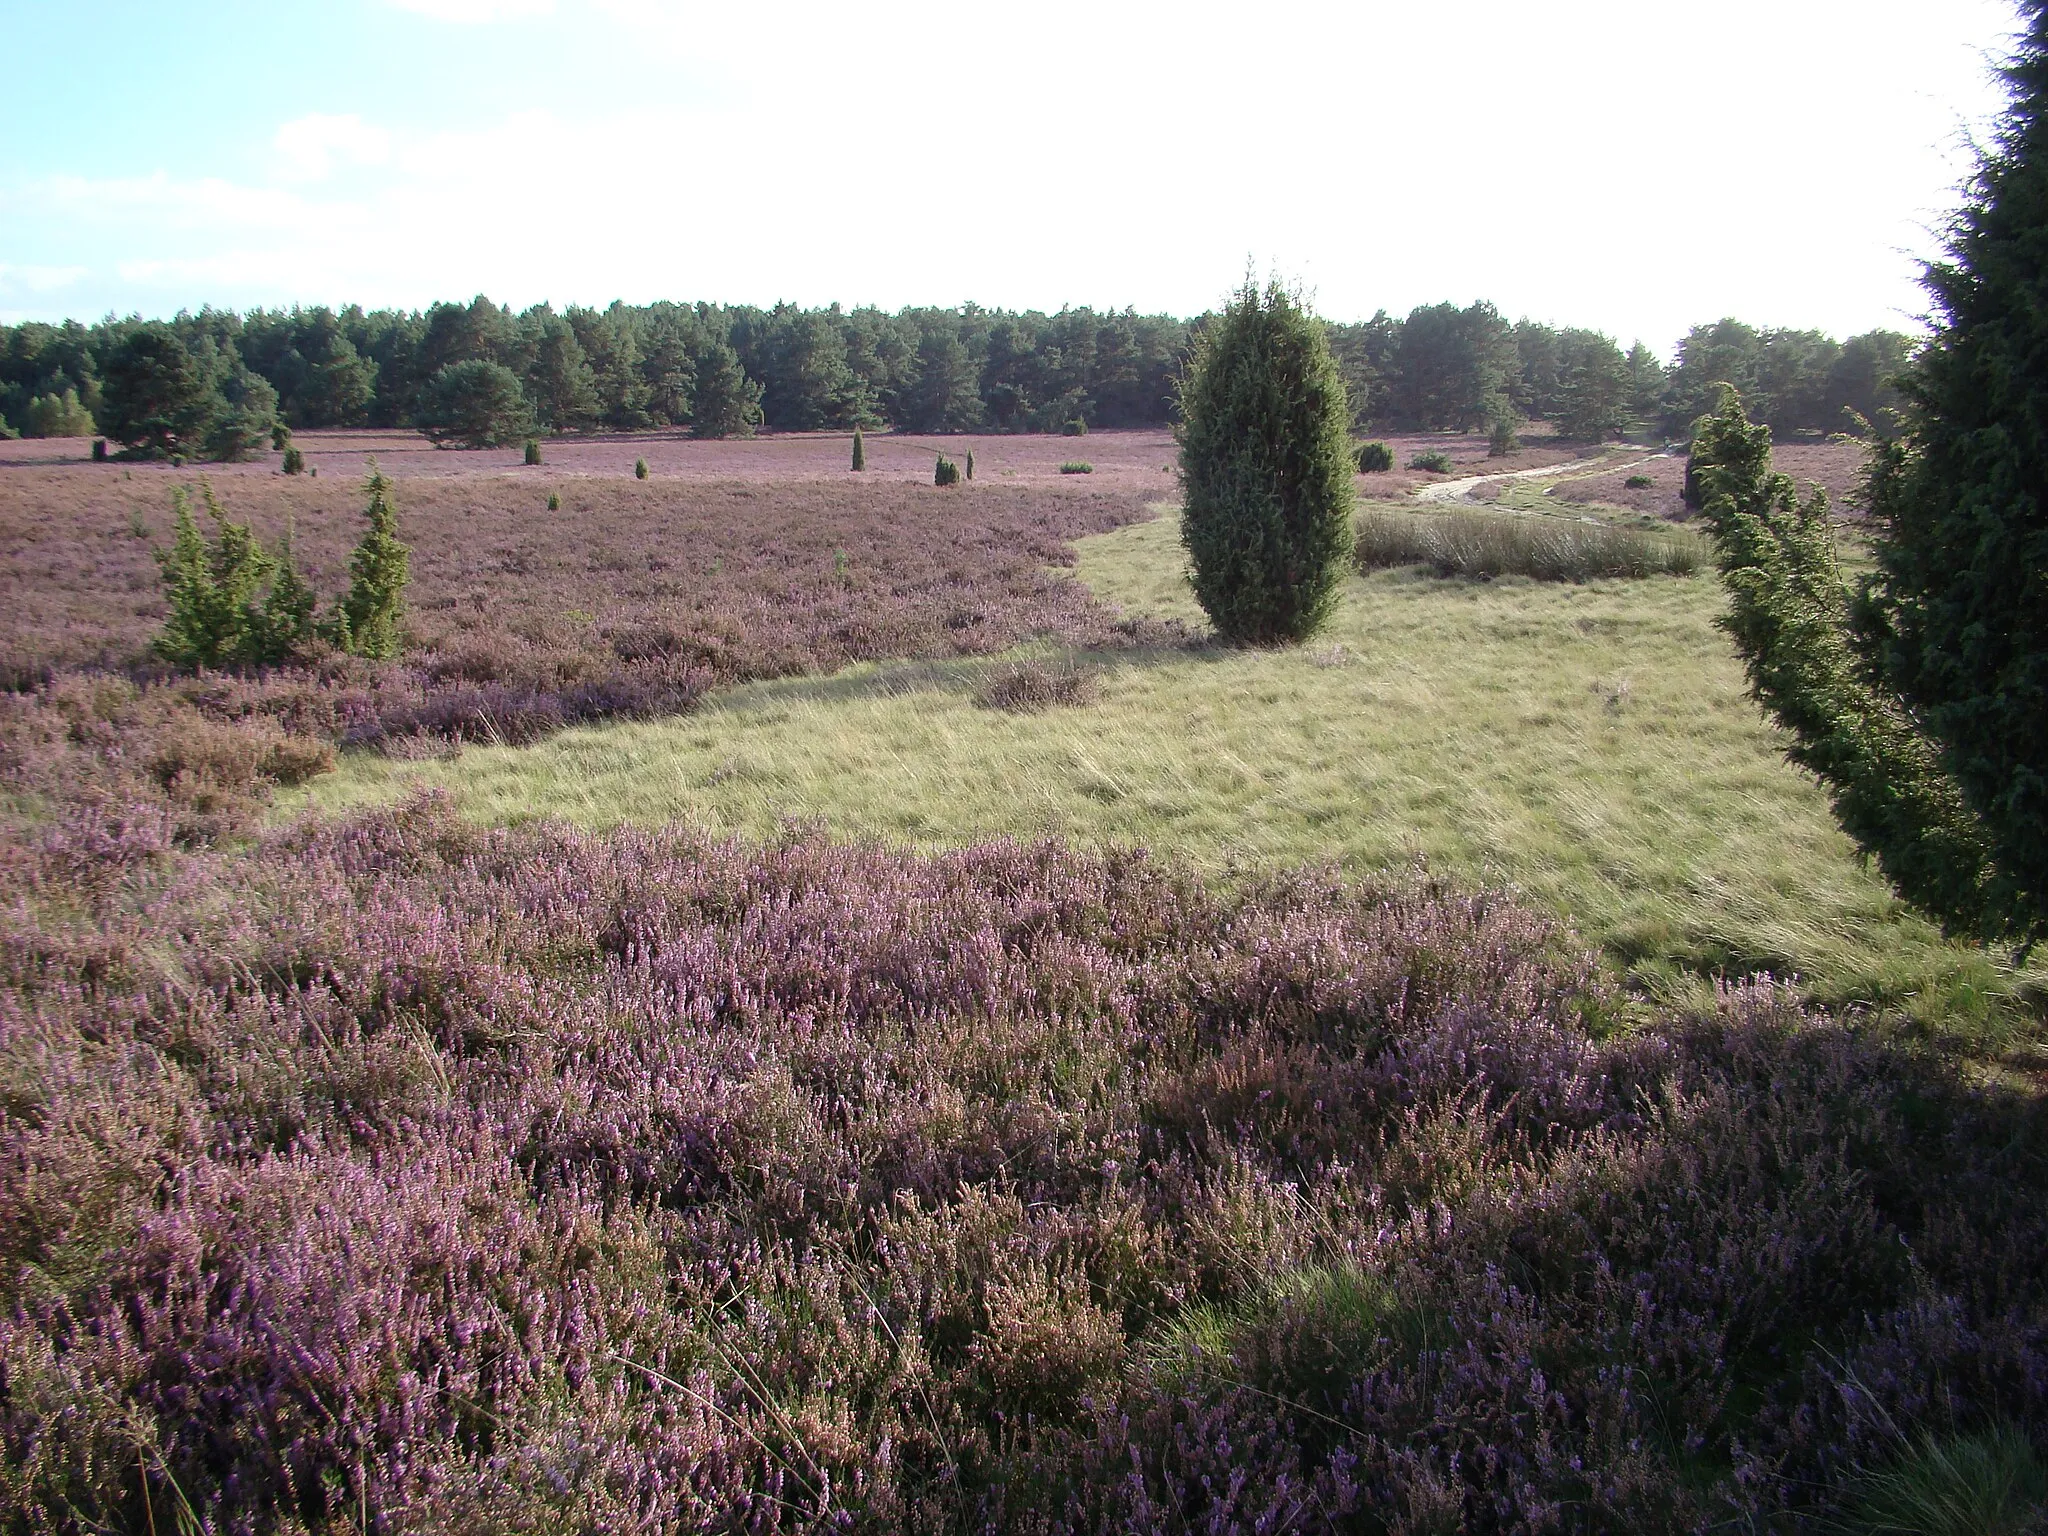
top-left (329, 461), bottom-right (410, 660)
top-left (1176, 276), bottom-right (1354, 644)
top-left (1693, 6), bottom-right (2048, 948)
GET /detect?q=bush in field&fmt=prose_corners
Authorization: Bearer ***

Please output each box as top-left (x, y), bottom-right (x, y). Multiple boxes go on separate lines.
top-left (1060, 461), bottom-right (1093, 474)
top-left (1624, 473), bottom-right (1653, 488)
top-left (1409, 449), bottom-right (1452, 473)
top-left (634, 456), bottom-right (649, 480)
top-left (1063, 417), bottom-right (1088, 436)
top-left (1177, 276), bottom-right (1355, 644)
top-left (417, 359), bottom-right (533, 448)
top-left (25, 388), bottom-right (95, 438)
top-left (1355, 507), bottom-right (1701, 580)
top-left (271, 422), bottom-right (291, 451)
top-left (99, 323), bottom-right (216, 458)
top-left (153, 485), bottom-right (317, 667)
top-left (1488, 414), bottom-right (1521, 456)
top-left (852, 426), bottom-right (866, 470)
top-left (282, 446), bottom-right (305, 475)
top-left (1356, 439), bottom-right (1394, 472)
top-left (523, 437), bottom-right (542, 466)
top-left (92, 437), bottom-right (107, 461)
top-left (934, 455), bottom-right (961, 486)
top-left (547, 491), bottom-right (561, 511)
top-left (327, 459), bottom-right (411, 659)
top-left (966, 449), bottom-right (975, 480)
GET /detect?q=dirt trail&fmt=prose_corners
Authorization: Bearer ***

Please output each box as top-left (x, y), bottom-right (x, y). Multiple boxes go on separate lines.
top-left (1412, 450), bottom-right (1668, 505)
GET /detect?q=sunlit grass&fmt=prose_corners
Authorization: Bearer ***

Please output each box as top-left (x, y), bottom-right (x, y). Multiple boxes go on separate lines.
top-left (289, 506), bottom-right (2040, 1040)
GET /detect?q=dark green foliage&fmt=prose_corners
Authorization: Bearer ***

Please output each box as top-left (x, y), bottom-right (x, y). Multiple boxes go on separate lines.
top-left (965, 449), bottom-right (974, 480)
top-left (1553, 329), bottom-right (1633, 439)
top-left (332, 460), bottom-right (411, 660)
top-left (689, 339), bottom-right (762, 438)
top-left (1355, 440), bottom-right (1394, 472)
top-left (202, 360), bottom-right (279, 462)
top-left (1388, 300), bottom-right (1516, 429)
top-left (1624, 473), bottom-right (1653, 489)
top-left (851, 426), bottom-right (865, 471)
top-left (1176, 277), bottom-right (1356, 645)
top-left (153, 485), bottom-right (314, 667)
top-left (1842, 1424), bottom-right (2047, 1536)
top-left (91, 437), bottom-right (106, 462)
top-left (99, 324), bottom-right (215, 458)
top-left (271, 422), bottom-right (290, 451)
top-left (282, 447), bottom-right (305, 476)
top-left (25, 388), bottom-right (95, 438)
top-left (634, 456), bottom-right (649, 480)
top-left (1487, 415), bottom-right (1521, 456)
top-left (547, 491), bottom-right (561, 512)
top-left (523, 438), bottom-right (542, 466)
top-left (525, 314), bottom-right (601, 430)
top-left (1059, 461), bottom-right (1092, 474)
top-left (1691, 393), bottom-right (2008, 940)
top-left (1854, 3), bottom-right (2048, 949)
top-left (934, 455), bottom-right (960, 486)
top-left (417, 360), bottom-right (532, 448)
top-left (1062, 417), bottom-right (1088, 436)
top-left (1409, 450), bottom-right (1452, 473)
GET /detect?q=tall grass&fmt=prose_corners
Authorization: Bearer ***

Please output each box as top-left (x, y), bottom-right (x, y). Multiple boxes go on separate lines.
top-left (1355, 507), bottom-right (1702, 581)
top-left (1842, 1424), bottom-right (2047, 1536)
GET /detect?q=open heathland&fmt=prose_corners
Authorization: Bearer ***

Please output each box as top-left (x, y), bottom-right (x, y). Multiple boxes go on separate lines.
top-left (0, 430), bottom-right (1185, 739)
top-left (304, 506), bottom-right (2044, 1045)
top-left (2, 427), bottom-right (2045, 1534)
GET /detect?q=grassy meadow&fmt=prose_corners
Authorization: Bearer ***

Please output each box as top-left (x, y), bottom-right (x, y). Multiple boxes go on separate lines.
top-left (291, 501), bottom-right (2038, 1045)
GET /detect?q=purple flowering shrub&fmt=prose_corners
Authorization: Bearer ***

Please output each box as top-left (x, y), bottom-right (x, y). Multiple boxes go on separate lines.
top-left (0, 779), bottom-right (2043, 1534)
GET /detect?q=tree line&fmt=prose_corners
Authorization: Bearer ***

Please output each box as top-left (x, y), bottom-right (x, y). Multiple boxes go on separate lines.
top-left (0, 295), bottom-right (1915, 456)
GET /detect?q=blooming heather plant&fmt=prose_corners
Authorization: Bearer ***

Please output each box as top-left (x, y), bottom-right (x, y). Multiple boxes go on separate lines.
top-left (0, 752), bottom-right (2044, 1531)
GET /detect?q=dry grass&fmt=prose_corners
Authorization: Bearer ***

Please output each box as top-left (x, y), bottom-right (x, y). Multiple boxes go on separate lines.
top-left (294, 506), bottom-right (2042, 1043)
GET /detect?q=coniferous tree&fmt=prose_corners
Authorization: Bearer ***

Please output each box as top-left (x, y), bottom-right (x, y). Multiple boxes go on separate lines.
top-left (690, 340), bottom-right (762, 438)
top-left (101, 324), bottom-right (215, 458)
top-left (1853, 0), bottom-right (2048, 944)
top-left (417, 360), bottom-right (532, 448)
top-left (331, 461), bottom-right (410, 659)
top-left (1691, 392), bottom-right (2003, 938)
top-left (1177, 276), bottom-right (1355, 644)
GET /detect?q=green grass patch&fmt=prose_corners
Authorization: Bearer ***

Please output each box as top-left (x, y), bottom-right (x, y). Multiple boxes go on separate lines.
top-left (1356, 506), bottom-right (1702, 580)
top-left (287, 506), bottom-right (2040, 1044)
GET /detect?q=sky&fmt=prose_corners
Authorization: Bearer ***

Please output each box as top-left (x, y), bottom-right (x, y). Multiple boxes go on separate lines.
top-left (0, 0), bottom-right (2023, 354)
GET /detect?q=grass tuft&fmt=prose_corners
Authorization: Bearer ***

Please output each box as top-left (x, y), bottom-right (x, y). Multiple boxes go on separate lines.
top-left (1060, 461), bottom-right (1094, 475)
top-left (1841, 1424), bottom-right (2048, 1536)
top-left (1355, 507), bottom-right (1702, 581)
top-left (974, 654), bottom-right (1097, 712)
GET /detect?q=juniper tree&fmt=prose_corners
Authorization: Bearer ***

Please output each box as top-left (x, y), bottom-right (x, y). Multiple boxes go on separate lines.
top-left (330, 460), bottom-right (410, 659)
top-left (852, 426), bottom-right (866, 471)
top-left (1694, 6), bottom-right (2048, 948)
top-left (1176, 276), bottom-right (1355, 644)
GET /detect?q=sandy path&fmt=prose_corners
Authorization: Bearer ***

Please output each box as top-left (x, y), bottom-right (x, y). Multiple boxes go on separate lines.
top-left (1412, 450), bottom-right (1668, 504)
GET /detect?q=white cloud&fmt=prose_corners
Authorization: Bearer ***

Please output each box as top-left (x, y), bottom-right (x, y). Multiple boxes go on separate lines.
top-left (0, 0), bottom-right (2019, 348)
top-left (274, 114), bottom-right (392, 181)
top-left (0, 263), bottom-right (88, 294)
top-left (383, 0), bottom-right (554, 20)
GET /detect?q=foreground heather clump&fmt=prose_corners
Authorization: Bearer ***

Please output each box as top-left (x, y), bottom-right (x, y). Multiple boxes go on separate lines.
top-left (0, 787), bottom-right (2044, 1533)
